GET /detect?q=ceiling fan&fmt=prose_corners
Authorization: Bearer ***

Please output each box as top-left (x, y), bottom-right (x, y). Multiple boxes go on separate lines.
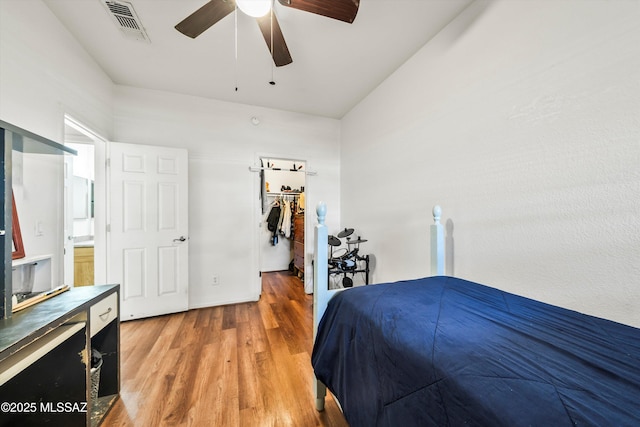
top-left (175, 0), bottom-right (360, 67)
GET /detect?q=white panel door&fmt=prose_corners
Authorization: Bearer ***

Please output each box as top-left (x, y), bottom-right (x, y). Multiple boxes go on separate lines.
top-left (108, 142), bottom-right (188, 320)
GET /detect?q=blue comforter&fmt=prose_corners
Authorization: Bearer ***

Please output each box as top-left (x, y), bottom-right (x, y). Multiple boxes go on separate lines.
top-left (311, 276), bottom-right (640, 426)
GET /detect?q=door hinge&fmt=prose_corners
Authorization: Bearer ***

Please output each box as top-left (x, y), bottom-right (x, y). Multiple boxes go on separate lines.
top-left (106, 224), bottom-right (111, 232)
top-left (106, 158), bottom-right (111, 167)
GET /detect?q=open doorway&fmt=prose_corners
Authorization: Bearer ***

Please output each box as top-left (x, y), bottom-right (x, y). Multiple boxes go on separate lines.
top-left (259, 157), bottom-right (307, 286)
top-left (63, 116), bottom-right (106, 287)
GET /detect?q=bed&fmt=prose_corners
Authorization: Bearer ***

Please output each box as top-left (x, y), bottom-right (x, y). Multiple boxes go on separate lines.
top-left (310, 202), bottom-right (640, 426)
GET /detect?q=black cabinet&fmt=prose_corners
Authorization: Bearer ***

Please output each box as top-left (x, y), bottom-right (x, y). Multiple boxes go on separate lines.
top-left (0, 285), bottom-right (120, 427)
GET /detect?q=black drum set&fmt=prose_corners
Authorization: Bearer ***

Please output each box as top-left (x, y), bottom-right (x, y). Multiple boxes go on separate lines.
top-left (328, 227), bottom-right (370, 288)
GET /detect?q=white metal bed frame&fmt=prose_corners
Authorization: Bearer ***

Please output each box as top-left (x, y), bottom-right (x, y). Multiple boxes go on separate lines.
top-left (312, 201), bottom-right (445, 411)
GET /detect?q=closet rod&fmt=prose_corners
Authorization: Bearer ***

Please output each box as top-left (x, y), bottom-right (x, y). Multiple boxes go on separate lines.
top-left (267, 192), bottom-right (302, 196)
top-left (248, 166), bottom-right (317, 176)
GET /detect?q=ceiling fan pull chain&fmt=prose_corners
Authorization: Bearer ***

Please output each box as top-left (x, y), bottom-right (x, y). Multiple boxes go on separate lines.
top-left (235, 3), bottom-right (239, 91)
top-left (269, 1), bottom-right (276, 86)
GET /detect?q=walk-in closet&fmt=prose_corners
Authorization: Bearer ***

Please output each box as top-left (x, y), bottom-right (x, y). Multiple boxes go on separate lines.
top-left (259, 158), bottom-right (306, 280)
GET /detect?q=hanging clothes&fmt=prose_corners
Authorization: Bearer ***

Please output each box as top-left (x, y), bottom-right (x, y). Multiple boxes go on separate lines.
top-left (266, 203), bottom-right (280, 232)
top-left (266, 202), bottom-right (281, 245)
top-left (277, 199), bottom-right (286, 232)
top-left (281, 199), bottom-right (292, 239)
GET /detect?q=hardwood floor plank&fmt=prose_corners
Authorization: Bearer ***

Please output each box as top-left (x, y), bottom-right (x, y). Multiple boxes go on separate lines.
top-left (159, 344), bottom-right (204, 425)
top-left (169, 309), bottom-right (200, 349)
top-left (236, 320), bottom-right (262, 411)
top-left (103, 271), bottom-right (348, 426)
top-left (119, 316), bottom-right (172, 382)
top-left (253, 348), bottom-right (294, 426)
top-left (222, 304), bottom-right (237, 330)
top-left (270, 301), bottom-right (306, 355)
top-left (264, 327), bottom-right (318, 426)
top-left (193, 328), bottom-right (239, 426)
top-left (235, 302), bottom-right (251, 324)
top-left (245, 302), bottom-right (269, 354)
top-left (193, 306), bottom-right (212, 329)
top-left (201, 305), bottom-right (224, 346)
top-left (181, 342), bottom-right (216, 425)
top-left (132, 347), bottom-right (182, 426)
top-left (258, 298), bottom-right (280, 330)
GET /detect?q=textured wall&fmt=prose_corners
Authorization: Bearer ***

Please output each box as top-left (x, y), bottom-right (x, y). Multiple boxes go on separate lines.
top-left (341, 0), bottom-right (640, 326)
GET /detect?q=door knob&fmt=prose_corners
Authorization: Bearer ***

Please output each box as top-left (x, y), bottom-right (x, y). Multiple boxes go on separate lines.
top-left (173, 236), bottom-right (187, 242)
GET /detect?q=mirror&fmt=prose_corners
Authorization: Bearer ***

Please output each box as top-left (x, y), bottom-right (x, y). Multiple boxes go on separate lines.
top-left (11, 193), bottom-right (25, 260)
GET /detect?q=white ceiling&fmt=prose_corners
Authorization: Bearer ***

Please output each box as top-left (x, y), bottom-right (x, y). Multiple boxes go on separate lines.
top-left (44, 0), bottom-right (472, 119)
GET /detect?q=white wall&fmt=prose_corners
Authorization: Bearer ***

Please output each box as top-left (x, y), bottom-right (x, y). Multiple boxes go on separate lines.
top-left (112, 86), bottom-right (340, 305)
top-left (0, 0), bottom-right (113, 287)
top-left (0, 1), bottom-right (113, 142)
top-left (341, 0), bottom-right (640, 327)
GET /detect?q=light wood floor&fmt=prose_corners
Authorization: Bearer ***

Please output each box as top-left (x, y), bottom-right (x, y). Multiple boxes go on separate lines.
top-left (102, 271), bottom-right (348, 427)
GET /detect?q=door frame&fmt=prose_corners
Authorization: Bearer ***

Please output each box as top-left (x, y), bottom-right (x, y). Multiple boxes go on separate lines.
top-left (63, 115), bottom-right (107, 285)
top-left (253, 153), bottom-right (309, 294)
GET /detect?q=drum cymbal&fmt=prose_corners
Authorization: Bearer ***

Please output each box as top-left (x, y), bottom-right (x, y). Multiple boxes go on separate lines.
top-left (328, 235), bottom-right (342, 247)
top-left (337, 228), bottom-right (354, 238)
top-left (347, 238), bottom-right (368, 245)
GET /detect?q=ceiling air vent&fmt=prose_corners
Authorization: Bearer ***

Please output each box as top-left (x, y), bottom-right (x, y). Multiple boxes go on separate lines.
top-left (102, 0), bottom-right (151, 42)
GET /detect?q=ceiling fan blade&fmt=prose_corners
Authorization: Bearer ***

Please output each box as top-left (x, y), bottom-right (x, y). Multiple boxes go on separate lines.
top-left (175, 0), bottom-right (236, 38)
top-left (277, 0), bottom-right (359, 23)
top-left (257, 13), bottom-right (293, 67)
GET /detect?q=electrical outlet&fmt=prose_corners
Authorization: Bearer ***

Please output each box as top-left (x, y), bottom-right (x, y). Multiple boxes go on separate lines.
top-left (212, 275), bottom-right (220, 286)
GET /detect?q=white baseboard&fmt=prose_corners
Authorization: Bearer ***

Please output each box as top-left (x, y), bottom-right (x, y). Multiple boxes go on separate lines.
top-left (188, 293), bottom-right (261, 310)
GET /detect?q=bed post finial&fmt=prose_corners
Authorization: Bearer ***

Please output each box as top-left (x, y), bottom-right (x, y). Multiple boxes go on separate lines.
top-left (431, 205), bottom-right (445, 276)
top-left (317, 201), bottom-right (327, 225)
top-left (433, 205), bottom-right (442, 224)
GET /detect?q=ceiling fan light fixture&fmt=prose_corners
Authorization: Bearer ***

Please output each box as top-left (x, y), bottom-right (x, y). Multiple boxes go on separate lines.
top-left (236, 0), bottom-right (272, 18)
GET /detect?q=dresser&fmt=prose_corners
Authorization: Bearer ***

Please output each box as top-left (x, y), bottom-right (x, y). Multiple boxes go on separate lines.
top-left (293, 214), bottom-right (304, 278)
top-left (1, 122), bottom-right (120, 425)
top-left (0, 285), bottom-right (120, 427)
